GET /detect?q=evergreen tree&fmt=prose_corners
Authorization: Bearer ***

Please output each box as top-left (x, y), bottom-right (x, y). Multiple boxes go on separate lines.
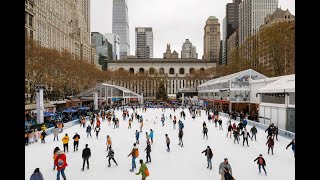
top-left (156, 80), bottom-right (168, 101)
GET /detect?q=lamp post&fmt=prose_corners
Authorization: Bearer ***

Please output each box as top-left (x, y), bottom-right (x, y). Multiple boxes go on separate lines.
top-left (35, 85), bottom-right (45, 124)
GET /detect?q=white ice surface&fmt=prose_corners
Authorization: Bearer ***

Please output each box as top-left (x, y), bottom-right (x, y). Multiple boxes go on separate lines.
top-left (26, 108), bottom-right (295, 180)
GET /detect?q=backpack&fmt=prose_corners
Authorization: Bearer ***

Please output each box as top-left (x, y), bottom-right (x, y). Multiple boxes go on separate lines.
top-left (145, 167), bottom-right (150, 177)
top-left (135, 149), bottom-right (139, 157)
top-left (57, 158), bottom-right (64, 167)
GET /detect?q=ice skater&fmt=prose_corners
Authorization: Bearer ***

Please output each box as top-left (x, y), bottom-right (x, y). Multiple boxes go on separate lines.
top-left (127, 143), bottom-right (139, 172)
top-left (266, 136), bottom-right (274, 155)
top-left (94, 125), bottom-right (100, 139)
top-left (81, 144), bottom-right (91, 171)
top-left (241, 128), bottom-right (250, 147)
top-left (135, 130), bottom-right (140, 144)
top-left (106, 135), bottom-right (112, 151)
top-left (145, 141), bottom-right (151, 163)
top-left (201, 146), bottom-right (213, 170)
top-left (106, 146), bottom-right (118, 167)
top-left (286, 139), bottom-right (295, 158)
top-left (149, 129), bottom-right (154, 144)
top-left (178, 129), bottom-right (184, 147)
top-left (233, 129), bottom-right (240, 144)
top-left (165, 134), bottom-right (170, 152)
top-left (218, 118), bottom-right (223, 130)
top-left (254, 154), bottom-right (267, 175)
top-left (86, 125), bottom-right (92, 138)
top-left (227, 124), bottom-right (232, 138)
top-left (250, 125), bottom-right (257, 141)
top-left (72, 132), bottom-right (80, 151)
top-left (203, 125), bottom-right (208, 139)
top-left (62, 133), bottom-right (69, 153)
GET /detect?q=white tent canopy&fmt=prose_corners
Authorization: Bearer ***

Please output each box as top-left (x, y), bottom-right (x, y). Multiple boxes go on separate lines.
top-left (258, 74), bottom-right (295, 93)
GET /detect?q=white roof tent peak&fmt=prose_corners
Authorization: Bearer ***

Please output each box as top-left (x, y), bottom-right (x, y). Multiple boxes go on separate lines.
top-left (73, 83), bottom-right (142, 99)
top-left (257, 74), bottom-right (295, 93)
top-left (198, 69), bottom-right (267, 88)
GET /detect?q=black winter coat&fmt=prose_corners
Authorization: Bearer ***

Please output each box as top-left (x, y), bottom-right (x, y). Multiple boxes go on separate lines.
top-left (82, 147), bottom-right (91, 158)
top-left (202, 148), bottom-right (213, 159)
top-left (224, 172), bottom-right (234, 180)
top-left (107, 149), bottom-right (114, 158)
top-left (145, 144), bottom-right (151, 153)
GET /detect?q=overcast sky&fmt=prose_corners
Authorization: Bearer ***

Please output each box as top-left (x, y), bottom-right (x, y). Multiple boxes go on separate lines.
top-left (91, 0), bottom-right (295, 59)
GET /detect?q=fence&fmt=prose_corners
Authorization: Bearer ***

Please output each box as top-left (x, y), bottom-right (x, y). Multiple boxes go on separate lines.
top-left (45, 116), bottom-right (90, 135)
top-left (219, 112), bottom-right (295, 139)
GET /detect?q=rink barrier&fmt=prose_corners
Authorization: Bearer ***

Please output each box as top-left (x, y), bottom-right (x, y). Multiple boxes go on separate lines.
top-left (44, 116), bottom-right (90, 135)
top-left (219, 112), bottom-right (295, 139)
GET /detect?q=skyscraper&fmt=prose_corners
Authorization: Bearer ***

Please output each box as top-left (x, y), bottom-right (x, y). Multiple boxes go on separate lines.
top-left (203, 16), bottom-right (221, 62)
top-left (181, 39), bottom-right (198, 59)
top-left (112, 0), bottom-right (130, 60)
top-left (105, 33), bottom-right (120, 60)
top-left (135, 27), bottom-right (153, 59)
top-left (239, 0), bottom-right (278, 45)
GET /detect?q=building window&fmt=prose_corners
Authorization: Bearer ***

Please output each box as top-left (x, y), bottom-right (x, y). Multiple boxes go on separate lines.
top-left (129, 68), bottom-right (134, 74)
top-left (159, 68), bottom-right (164, 74)
top-left (200, 68), bottom-right (204, 72)
top-left (169, 68), bottom-right (175, 74)
top-left (25, 28), bottom-right (28, 36)
top-left (139, 68), bottom-right (145, 74)
top-left (29, 15), bottom-right (33, 27)
top-left (190, 68), bottom-right (194, 74)
top-left (149, 68), bottom-right (155, 74)
top-left (25, 13), bottom-right (27, 25)
top-left (30, 30), bottom-right (33, 39)
top-left (179, 68), bottom-right (185, 74)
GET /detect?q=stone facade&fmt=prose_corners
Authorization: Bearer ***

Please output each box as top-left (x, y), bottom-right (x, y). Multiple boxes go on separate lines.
top-left (203, 16), bottom-right (221, 62)
top-left (25, 0), bottom-right (36, 39)
top-left (227, 29), bottom-right (239, 65)
top-left (107, 58), bottom-right (216, 98)
top-left (135, 27), bottom-right (153, 59)
top-left (181, 39), bottom-right (198, 59)
top-left (33, 0), bottom-right (91, 63)
top-left (163, 44), bottom-right (179, 59)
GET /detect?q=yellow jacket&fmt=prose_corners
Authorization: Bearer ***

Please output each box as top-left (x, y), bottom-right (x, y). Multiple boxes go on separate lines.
top-left (62, 136), bottom-right (69, 144)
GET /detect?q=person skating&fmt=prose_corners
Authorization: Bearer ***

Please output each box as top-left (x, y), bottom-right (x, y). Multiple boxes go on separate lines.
top-left (219, 158), bottom-right (232, 180)
top-left (165, 134), bottom-right (170, 152)
top-left (286, 139), bottom-right (295, 158)
top-left (250, 125), bottom-right (258, 141)
top-left (218, 118), bottom-right (223, 130)
top-left (135, 159), bottom-right (149, 180)
top-left (208, 114), bottom-right (212, 122)
top-left (135, 130), bottom-right (140, 144)
top-left (240, 128), bottom-right (250, 147)
top-left (145, 141), bottom-right (152, 163)
top-left (53, 126), bottom-right (60, 141)
top-left (233, 128), bottom-right (240, 144)
top-left (203, 121), bottom-right (207, 128)
top-left (232, 122), bottom-right (236, 131)
top-left (273, 126), bottom-right (279, 141)
top-left (30, 168), bottom-right (44, 180)
top-left (178, 129), bottom-right (184, 147)
top-left (201, 146), bottom-right (213, 170)
top-left (223, 167), bottom-right (234, 180)
top-left (161, 114), bottom-right (165, 126)
top-left (266, 136), bottom-right (274, 155)
top-left (227, 124), bottom-right (232, 138)
top-left (86, 125), bottom-right (92, 138)
top-left (72, 132), bottom-right (80, 152)
top-left (106, 135), bottom-right (112, 151)
top-left (214, 118), bottom-right (218, 127)
top-left (254, 154), bottom-right (267, 175)
top-left (62, 134), bottom-right (69, 153)
top-left (54, 150), bottom-right (68, 180)
top-left (128, 143), bottom-right (139, 172)
top-left (238, 121), bottom-right (244, 134)
top-left (90, 118), bottom-right (95, 129)
top-left (173, 118), bottom-right (177, 129)
top-left (81, 144), bottom-right (91, 171)
top-left (145, 132), bottom-right (150, 143)
top-left (203, 125), bottom-right (208, 139)
top-left (53, 147), bottom-right (60, 170)
top-left (94, 125), bottom-right (101, 139)
top-left (140, 119), bottom-right (144, 132)
top-left (106, 145), bottom-right (118, 167)
top-left (265, 124), bottom-right (274, 139)
top-left (149, 129), bottom-right (154, 144)
top-left (178, 120), bottom-right (184, 131)
top-left (40, 130), bottom-right (47, 143)
top-left (128, 119), bottom-right (132, 129)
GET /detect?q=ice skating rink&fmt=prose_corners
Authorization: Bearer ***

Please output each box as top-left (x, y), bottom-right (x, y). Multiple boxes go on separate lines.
top-left (25, 108), bottom-right (295, 180)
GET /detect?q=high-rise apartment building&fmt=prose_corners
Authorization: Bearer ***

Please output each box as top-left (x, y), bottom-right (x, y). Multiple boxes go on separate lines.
top-left (25, 0), bottom-right (36, 40)
top-left (91, 32), bottom-right (113, 70)
top-left (181, 39), bottom-right (198, 59)
top-left (203, 16), bottom-right (221, 62)
top-left (112, 0), bottom-right (130, 60)
top-left (105, 33), bottom-right (120, 60)
top-left (135, 27), bottom-right (153, 59)
top-left (33, 0), bottom-right (91, 63)
top-left (221, 17), bottom-right (227, 65)
top-left (239, 0), bottom-right (278, 45)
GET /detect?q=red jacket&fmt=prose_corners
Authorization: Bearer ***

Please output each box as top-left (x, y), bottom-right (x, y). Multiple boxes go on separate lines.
top-left (266, 138), bottom-right (274, 147)
top-left (54, 152), bottom-right (68, 170)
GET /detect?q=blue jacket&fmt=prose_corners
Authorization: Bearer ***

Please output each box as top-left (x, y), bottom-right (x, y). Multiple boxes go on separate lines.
top-left (30, 172), bottom-right (44, 180)
top-left (135, 131), bottom-right (140, 138)
top-left (179, 122), bottom-right (184, 129)
top-left (243, 119), bottom-right (247, 126)
top-left (149, 131), bottom-right (154, 138)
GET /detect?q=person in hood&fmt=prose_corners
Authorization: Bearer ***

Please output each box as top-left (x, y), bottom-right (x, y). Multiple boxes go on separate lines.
top-left (128, 143), bottom-right (139, 172)
top-left (266, 136), bottom-right (275, 155)
top-left (54, 150), bottom-right (68, 180)
top-left (254, 154), bottom-right (267, 175)
top-left (135, 159), bottom-right (148, 180)
top-left (30, 168), bottom-right (44, 180)
top-left (106, 145), bottom-right (118, 167)
top-left (72, 132), bottom-right (80, 152)
top-left (201, 146), bottom-right (213, 170)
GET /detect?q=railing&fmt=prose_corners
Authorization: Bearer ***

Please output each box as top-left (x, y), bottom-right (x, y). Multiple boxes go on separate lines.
top-left (219, 112), bottom-right (295, 139)
top-left (44, 116), bottom-right (90, 135)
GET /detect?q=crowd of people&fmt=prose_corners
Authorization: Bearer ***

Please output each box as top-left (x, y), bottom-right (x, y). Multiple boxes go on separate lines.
top-left (27, 105), bottom-right (295, 180)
